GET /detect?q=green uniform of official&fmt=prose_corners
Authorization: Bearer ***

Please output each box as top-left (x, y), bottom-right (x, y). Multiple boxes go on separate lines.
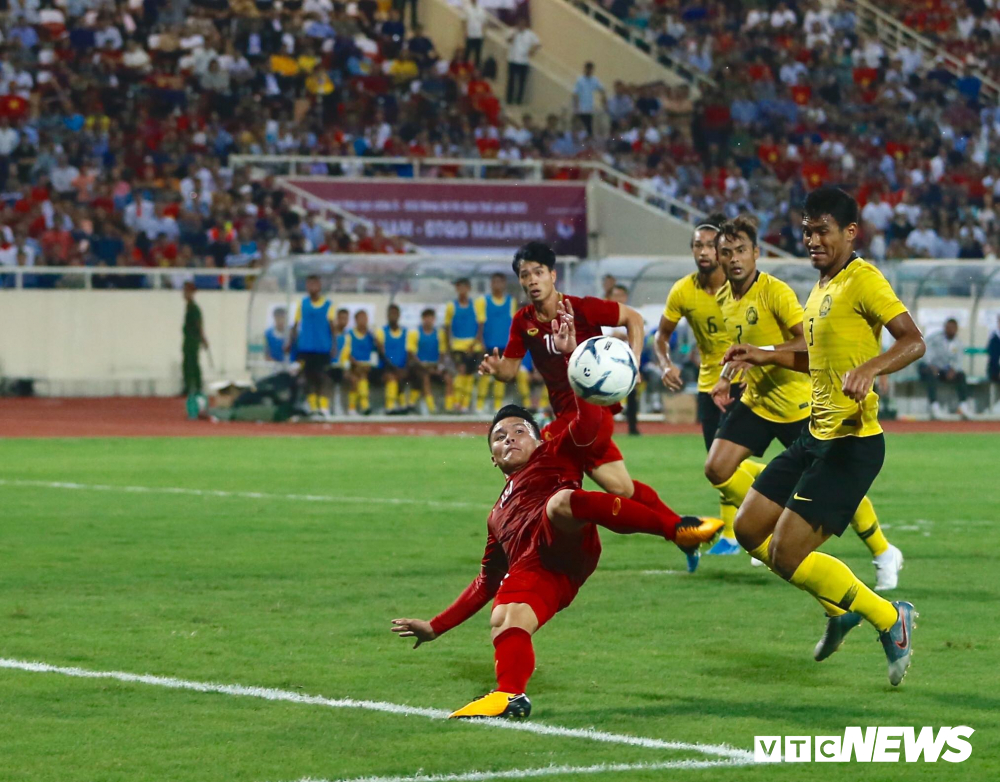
top-left (183, 300), bottom-right (203, 395)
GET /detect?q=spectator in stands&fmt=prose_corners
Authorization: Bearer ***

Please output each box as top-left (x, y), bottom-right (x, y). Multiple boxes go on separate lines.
top-left (572, 62), bottom-right (606, 137)
top-left (920, 318), bottom-right (973, 419)
top-left (506, 17), bottom-right (540, 106)
top-left (463, 0), bottom-right (491, 68)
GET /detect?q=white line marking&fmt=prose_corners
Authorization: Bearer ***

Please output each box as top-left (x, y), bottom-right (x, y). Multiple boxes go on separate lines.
top-left (0, 479), bottom-right (490, 511)
top-left (640, 570), bottom-right (683, 576)
top-left (282, 758), bottom-right (748, 782)
top-left (0, 658), bottom-right (751, 762)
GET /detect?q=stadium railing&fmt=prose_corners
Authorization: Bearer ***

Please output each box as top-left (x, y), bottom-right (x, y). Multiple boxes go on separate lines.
top-left (844, 0), bottom-right (1000, 101)
top-left (0, 267), bottom-right (259, 290)
top-left (558, 0), bottom-right (716, 90)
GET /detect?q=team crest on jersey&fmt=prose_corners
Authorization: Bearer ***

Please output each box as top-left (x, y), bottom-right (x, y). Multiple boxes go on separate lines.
top-left (527, 328), bottom-right (539, 336)
top-left (746, 306), bottom-right (759, 325)
top-left (499, 481), bottom-right (515, 509)
top-left (543, 430), bottom-right (553, 441)
top-left (819, 294), bottom-right (833, 317)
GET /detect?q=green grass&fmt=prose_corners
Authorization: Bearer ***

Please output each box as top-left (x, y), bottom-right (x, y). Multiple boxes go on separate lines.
top-left (0, 434), bottom-right (997, 782)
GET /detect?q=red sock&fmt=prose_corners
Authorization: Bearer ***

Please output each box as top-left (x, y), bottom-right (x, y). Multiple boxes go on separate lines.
top-left (569, 489), bottom-right (679, 540)
top-left (493, 627), bottom-right (535, 694)
top-left (630, 481), bottom-right (682, 527)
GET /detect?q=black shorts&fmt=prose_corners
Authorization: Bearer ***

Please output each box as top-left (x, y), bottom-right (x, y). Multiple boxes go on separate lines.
top-left (451, 351), bottom-right (478, 373)
top-left (330, 366), bottom-right (345, 383)
top-left (753, 431), bottom-right (885, 536)
top-left (697, 385), bottom-right (745, 451)
top-left (716, 401), bottom-right (807, 457)
top-left (300, 352), bottom-right (331, 375)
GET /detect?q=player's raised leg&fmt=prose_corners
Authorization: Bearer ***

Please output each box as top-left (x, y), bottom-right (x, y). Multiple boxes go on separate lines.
top-left (705, 437), bottom-right (757, 554)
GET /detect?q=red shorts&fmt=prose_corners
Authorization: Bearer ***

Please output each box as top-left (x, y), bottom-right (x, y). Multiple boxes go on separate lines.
top-left (540, 407), bottom-right (623, 473)
top-left (493, 510), bottom-right (600, 629)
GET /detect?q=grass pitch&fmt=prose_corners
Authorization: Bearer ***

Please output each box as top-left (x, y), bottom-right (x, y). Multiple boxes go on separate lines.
top-left (0, 433), bottom-right (997, 782)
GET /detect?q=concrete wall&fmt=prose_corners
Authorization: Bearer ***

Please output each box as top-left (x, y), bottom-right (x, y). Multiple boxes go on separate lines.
top-left (589, 180), bottom-right (694, 256)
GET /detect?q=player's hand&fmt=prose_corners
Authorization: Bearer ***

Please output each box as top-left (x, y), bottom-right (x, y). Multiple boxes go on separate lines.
top-left (710, 378), bottom-right (734, 412)
top-left (391, 618), bottom-right (437, 649)
top-left (842, 363), bottom-right (878, 403)
top-left (478, 347), bottom-right (502, 376)
top-left (553, 299), bottom-right (577, 354)
top-left (723, 344), bottom-right (768, 370)
top-left (661, 365), bottom-right (683, 392)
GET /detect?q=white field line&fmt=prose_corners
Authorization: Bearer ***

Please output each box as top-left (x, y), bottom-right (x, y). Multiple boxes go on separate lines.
top-left (283, 758), bottom-right (747, 782)
top-left (0, 658), bottom-right (752, 762)
top-left (0, 479), bottom-right (491, 511)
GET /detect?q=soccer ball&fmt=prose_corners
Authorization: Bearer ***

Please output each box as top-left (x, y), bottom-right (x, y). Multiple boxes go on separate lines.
top-left (567, 337), bottom-right (638, 406)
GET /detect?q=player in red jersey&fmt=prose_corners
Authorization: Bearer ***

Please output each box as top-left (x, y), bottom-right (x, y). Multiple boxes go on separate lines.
top-left (478, 242), bottom-right (706, 568)
top-left (392, 311), bottom-right (722, 719)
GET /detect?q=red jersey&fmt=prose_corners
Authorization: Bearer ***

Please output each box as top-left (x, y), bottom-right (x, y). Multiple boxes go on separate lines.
top-left (429, 398), bottom-right (604, 636)
top-left (504, 294), bottom-right (620, 416)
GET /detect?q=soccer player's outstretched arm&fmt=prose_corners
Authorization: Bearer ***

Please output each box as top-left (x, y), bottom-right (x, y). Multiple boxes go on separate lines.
top-left (723, 343), bottom-right (809, 374)
top-left (391, 532), bottom-right (507, 648)
top-left (843, 312), bottom-right (924, 402)
top-left (654, 315), bottom-right (684, 391)
top-left (615, 303), bottom-right (646, 361)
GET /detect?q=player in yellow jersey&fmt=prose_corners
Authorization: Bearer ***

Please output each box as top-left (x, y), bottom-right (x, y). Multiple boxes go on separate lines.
top-left (725, 188), bottom-right (926, 686)
top-left (710, 216), bottom-right (904, 590)
top-left (655, 215), bottom-right (765, 565)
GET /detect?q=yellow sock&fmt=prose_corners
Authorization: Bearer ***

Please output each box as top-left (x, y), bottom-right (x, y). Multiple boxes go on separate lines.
top-left (493, 378), bottom-right (505, 408)
top-left (742, 460), bottom-right (766, 478)
top-left (476, 375), bottom-right (491, 412)
top-left (385, 378), bottom-right (399, 411)
top-left (348, 391), bottom-right (358, 412)
top-left (850, 496), bottom-right (889, 557)
top-left (461, 375), bottom-right (473, 408)
top-left (719, 502), bottom-right (738, 540)
top-left (409, 388), bottom-right (421, 406)
top-left (426, 393), bottom-right (437, 412)
top-left (789, 552), bottom-right (897, 630)
top-left (516, 371), bottom-right (530, 405)
top-left (712, 465), bottom-right (756, 508)
top-left (319, 396), bottom-right (330, 413)
top-left (540, 387), bottom-right (549, 409)
top-left (751, 535), bottom-right (844, 616)
top-left (444, 394), bottom-right (455, 412)
top-left (358, 378), bottom-right (370, 411)
top-left (306, 393), bottom-right (318, 411)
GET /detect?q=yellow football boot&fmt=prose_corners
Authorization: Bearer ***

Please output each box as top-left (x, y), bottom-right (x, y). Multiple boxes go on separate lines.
top-left (675, 516), bottom-right (725, 549)
top-left (448, 691), bottom-right (532, 720)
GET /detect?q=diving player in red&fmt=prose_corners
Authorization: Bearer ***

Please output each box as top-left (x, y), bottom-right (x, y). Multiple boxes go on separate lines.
top-left (478, 242), bottom-right (710, 569)
top-left (391, 310), bottom-right (722, 719)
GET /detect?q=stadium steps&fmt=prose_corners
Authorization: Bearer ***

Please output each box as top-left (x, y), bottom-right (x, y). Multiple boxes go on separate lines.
top-left (844, 0), bottom-right (1000, 101)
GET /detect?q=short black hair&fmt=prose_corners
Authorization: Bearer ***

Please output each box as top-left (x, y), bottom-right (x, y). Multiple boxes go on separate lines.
top-left (337, 307), bottom-right (349, 315)
top-left (612, 283), bottom-right (629, 296)
top-left (803, 187), bottom-right (859, 229)
top-left (421, 307), bottom-right (436, 317)
top-left (306, 274), bottom-right (320, 282)
top-left (387, 303), bottom-right (400, 313)
top-left (454, 277), bottom-right (471, 286)
top-left (717, 214), bottom-right (760, 248)
top-left (489, 404), bottom-right (540, 444)
top-left (491, 271), bottom-right (506, 281)
top-left (513, 241), bottom-right (556, 274)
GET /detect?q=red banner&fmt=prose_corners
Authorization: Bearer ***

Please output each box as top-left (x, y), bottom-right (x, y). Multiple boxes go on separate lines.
top-left (284, 179), bottom-right (588, 256)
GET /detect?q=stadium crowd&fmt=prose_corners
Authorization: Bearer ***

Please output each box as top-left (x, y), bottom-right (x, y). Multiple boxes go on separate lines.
top-left (1, 0), bottom-right (999, 287)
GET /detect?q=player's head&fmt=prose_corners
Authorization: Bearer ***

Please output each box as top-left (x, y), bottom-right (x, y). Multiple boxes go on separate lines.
top-left (387, 303), bottom-right (400, 327)
top-left (802, 187), bottom-right (859, 272)
top-left (488, 404), bottom-right (541, 474)
top-left (182, 280), bottom-right (196, 301)
top-left (454, 278), bottom-right (471, 299)
top-left (609, 284), bottom-right (629, 304)
top-left (691, 212), bottom-right (725, 273)
top-left (355, 309), bottom-right (368, 329)
top-left (513, 242), bottom-right (557, 304)
top-left (336, 307), bottom-right (350, 330)
top-left (716, 215), bottom-right (760, 285)
top-left (306, 274), bottom-right (322, 298)
top-left (944, 317), bottom-right (959, 339)
top-left (490, 272), bottom-right (507, 297)
top-left (420, 307), bottom-right (436, 329)
top-left (273, 306), bottom-right (287, 330)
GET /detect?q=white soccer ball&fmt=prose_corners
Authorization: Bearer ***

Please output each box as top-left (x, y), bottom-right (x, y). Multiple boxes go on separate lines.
top-left (567, 336), bottom-right (638, 406)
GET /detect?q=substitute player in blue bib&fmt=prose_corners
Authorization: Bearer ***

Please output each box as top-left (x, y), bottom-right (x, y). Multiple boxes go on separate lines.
top-left (446, 278), bottom-right (485, 412)
top-left (341, 309), bottom-right (377, 415)
top-left (288, 275), bottom-right (338, 417)
top-left (477, 273), bottom-right (519, 414)
top-left (407, 307), bottom-right (451, 413)
top-left (375, 303), bottom-right (410, 413)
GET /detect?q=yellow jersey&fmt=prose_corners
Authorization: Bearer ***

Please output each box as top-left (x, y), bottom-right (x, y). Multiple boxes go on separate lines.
top-left (663, 272), bottom-right (730, 392)
top-left (717, 272), bottom-right (811, 424)
top-left (803, 257), bottom-right (908, 440)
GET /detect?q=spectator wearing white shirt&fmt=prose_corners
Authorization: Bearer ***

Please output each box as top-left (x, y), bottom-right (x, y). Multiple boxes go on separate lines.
top-left (861, 192), bottom-right (894, 232)
top-left (572, 62), bottom-right (605, 136)
top-left (463, 0), bottom-right (490, 68)
top-left (0, 117), bottom-right (19, 159)
top-left (920, 319), bottom-right (973, 419)
top-left (770, 2), bottom-right (797, 29)
top-left (905, 218), bottom-right (940, 257)
top-left (506, 18), bottom-right (540, 106)
top-left (50, 155), bottom-right (80, 198)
